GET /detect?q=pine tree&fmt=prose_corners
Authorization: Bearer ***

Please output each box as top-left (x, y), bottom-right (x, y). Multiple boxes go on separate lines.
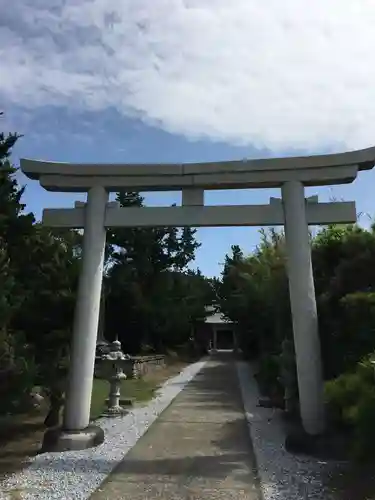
top-left (105, 191), bottom-right (202, 352)
top-left (0, 114), bottom-right (37, 410)
top-left (0, 113), bottom-right (28, 329)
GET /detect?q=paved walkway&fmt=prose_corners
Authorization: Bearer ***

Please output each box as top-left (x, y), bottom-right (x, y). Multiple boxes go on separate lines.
top-left (90, 352), bottom-right (261, 500)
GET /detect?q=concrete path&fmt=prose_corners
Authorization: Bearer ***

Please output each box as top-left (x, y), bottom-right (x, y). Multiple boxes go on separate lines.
top-left (90, 352), bottom-right (261, 500)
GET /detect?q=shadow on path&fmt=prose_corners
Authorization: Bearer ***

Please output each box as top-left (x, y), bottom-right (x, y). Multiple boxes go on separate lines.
top-left (88, 351), bottom-right (261, 499)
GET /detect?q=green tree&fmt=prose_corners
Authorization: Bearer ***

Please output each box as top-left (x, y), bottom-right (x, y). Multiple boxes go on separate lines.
top-left (10, 225), bottom-right (82, 424)
top-left (219, 230), bottom-right (291, 360)
top-left (0, 114), bottom-right (83, 420)
top-left (0, 115), bottom-right (37, 411)
top-left (105, 192), bottom-right (203, 353)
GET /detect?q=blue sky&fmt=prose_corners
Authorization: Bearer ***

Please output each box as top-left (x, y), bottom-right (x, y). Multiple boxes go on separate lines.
top-left (3, 1), bottom-right (375, 276)
top-left (10, 106), bottom-right (375, 277)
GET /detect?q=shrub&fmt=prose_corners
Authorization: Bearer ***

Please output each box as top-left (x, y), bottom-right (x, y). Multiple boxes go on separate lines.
top-left (320, 292), bottom-right (375, 380)
top-left (0, 329), bottom-right (37, 414)
top-left (351, 387), bottom-right (375, 459)
top-left (256, 353), bottom-right (283, 398)
top-left (278, 337), bottom-right (299, 415)
top-left (325, 356), bottom-right (375, 460)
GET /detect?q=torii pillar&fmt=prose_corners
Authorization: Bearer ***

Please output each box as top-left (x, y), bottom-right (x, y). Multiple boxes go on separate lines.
top-left (43, 186), bottom-right (108, 451)
top-left (282, 181), bottom-right (325, 435)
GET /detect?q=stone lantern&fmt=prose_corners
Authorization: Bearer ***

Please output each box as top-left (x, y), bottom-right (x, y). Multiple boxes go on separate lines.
top-left (100, 339), bottom-right (131, 417)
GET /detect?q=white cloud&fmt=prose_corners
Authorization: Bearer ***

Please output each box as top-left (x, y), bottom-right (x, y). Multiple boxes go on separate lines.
top-left (1, 0), bottom-right (375, 151)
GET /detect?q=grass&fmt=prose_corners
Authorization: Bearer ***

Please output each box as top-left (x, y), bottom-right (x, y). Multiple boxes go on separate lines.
top-left (0, 356), bottom-right (190, 482)
top-left (90, 377), bottom-right (160, 419)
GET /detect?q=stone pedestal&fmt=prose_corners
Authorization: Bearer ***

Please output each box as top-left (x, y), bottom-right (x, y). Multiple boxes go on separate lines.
top-left (105, 397), bottom-right (135, 407)
top-left (101, 374), bottom-right (127, 417)
top-left (41, 425), bottom-right (104, 453)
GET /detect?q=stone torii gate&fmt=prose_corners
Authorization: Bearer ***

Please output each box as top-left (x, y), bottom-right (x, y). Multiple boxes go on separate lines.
top-left (21, 146), bottom-right (375, 451)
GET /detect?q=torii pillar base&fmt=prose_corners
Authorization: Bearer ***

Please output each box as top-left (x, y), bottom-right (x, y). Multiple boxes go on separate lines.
top-left (41, 425), bottom-right (104, 453)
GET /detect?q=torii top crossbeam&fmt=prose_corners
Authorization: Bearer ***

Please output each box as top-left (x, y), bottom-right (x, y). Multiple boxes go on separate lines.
top-left (20, 146), bottom-right (375, 192)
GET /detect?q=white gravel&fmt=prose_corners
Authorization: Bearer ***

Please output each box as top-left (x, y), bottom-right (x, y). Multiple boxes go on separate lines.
top-left (0, 359), bottom-right (207, 500)
top-left (237, 361), bottom-right (341, 500)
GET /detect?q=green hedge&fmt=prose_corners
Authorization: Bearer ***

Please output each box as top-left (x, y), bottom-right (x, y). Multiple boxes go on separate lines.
top-left (325, 356), bottom-right (375, 460)
top-left (320, 292), bottom-right (375, 380)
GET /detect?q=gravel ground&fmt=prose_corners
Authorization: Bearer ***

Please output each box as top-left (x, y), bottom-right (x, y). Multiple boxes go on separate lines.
top-left (0, 359), bottom-right (207, 500)
top-left (236, 361), bottom-right (341, 500)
